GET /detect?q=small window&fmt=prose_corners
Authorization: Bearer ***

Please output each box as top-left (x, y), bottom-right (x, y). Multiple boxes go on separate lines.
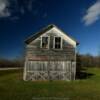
top-left (54, 37), bottom-right (62, 49)
top-left (41, 36), bottom-right (49, 49)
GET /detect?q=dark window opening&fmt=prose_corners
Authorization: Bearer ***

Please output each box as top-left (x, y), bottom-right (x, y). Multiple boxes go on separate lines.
top-left (54, 37), bottom-right (62, 49)
top-left (42, 37), bottom-right (49, 48)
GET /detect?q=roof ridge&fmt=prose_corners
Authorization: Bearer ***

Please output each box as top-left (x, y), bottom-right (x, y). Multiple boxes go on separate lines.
top-left (25, 24), bottom-right (79, 45)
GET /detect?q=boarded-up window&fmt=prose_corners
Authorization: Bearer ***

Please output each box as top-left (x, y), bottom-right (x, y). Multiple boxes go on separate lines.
top-left (41, 37), bottom-right (49, 49)
top-left (54, 37), bottom-right (62, 49)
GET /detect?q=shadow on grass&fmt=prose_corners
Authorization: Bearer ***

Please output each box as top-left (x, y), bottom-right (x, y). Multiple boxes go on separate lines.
top-left (76, 68), bottom-right (94, 80)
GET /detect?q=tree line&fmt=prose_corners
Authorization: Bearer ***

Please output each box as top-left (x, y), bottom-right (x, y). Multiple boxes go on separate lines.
top-left (77, 54), bottom-right (100, 68)
top-left (0, 58), bottom-right (24, 68)
top-left (0, 54), bottom-right (100, 68)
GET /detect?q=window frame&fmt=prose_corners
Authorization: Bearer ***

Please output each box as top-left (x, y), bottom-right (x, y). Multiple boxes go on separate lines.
top-left (41, 36), bottom-right (50, 49)
top-left (53, 36), bottom-right (63, 50)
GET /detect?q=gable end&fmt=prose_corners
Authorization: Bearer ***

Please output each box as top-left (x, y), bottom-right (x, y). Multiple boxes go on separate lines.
top-left (25, 24), bottom-right (79, 46)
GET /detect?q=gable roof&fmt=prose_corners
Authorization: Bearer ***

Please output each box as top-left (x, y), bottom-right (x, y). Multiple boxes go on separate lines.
top-left (25, 24), bottom-right (79, 45)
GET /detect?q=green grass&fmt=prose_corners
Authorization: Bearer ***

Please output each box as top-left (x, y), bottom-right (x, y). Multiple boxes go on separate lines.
top-left (0, 68), bottom-right (100, 100)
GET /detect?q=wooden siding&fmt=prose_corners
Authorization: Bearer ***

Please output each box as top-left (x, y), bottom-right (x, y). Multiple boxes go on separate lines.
top-left (24, 61), bottom-right (76, 81)
top-left (24, 27), bottom-right (77, 81)
top-left (25, 25), bottom-right (78, 46)
top-left (25, 33), bottom-right (75, 61)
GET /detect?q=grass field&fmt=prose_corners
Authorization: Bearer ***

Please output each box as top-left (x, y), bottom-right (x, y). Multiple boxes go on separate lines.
top-left (0, 68), bottom-right (100, 100)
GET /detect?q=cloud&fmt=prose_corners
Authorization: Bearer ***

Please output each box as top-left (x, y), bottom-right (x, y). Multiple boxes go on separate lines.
top-left (0, 0), bottom-right (33, 19)
top-left (27, 0), bottom-right (34, 11)
top-left (0, 0), bottom-right (11, 17)
top-left (82, 0), bottom-right (100, 26)
top-left (0, 0), bottom-right (47, 20)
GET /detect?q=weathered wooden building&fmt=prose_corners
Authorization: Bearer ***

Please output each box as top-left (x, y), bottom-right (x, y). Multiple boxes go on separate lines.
top-left (23, 24), bottom-right (79, 81)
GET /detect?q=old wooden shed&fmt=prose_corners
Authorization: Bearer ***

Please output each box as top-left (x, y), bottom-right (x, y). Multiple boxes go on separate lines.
top-left (23, 24), bottom-right (79, 81)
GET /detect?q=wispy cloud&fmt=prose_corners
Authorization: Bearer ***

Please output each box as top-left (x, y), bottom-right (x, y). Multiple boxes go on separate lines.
top-left (82, 0), bottom-right (100, 26)
top-left (0, 0), bottom-right (11, 17)
top-left (0, 0), bottom-right (47, 20)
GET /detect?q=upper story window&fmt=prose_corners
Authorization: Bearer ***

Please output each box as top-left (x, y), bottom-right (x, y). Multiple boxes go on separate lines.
top-left (54, 37), bottom-right (62, 49)
top-left (41, 36), bottom-right (49, 49)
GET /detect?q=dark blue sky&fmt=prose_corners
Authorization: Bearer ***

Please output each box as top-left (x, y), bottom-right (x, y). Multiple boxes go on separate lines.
top-left (0, 0), bottom-right (100, 59)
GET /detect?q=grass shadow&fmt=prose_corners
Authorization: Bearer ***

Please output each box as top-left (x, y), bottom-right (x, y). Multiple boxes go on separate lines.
top-left (76, 67), bottom-right (94, 79)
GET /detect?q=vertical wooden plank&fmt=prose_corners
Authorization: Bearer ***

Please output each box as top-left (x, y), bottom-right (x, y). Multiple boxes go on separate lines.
top-left (24, 60), bottom-right (76, 81)
top-left (66, 61), bottom-right (71, 80)
top-left (72, 62), bottom-right (76, 80)
top-left (23, 60), bottom-right (27, 80)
